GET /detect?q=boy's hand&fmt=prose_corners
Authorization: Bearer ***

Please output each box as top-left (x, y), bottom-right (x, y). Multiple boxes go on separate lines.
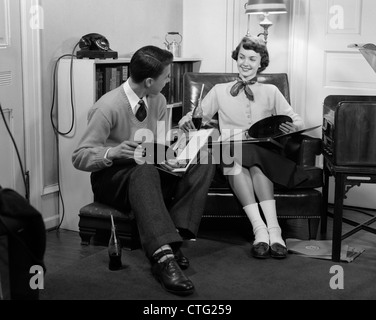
top-left (160, 159), bottom-right (187, 171)
top-left (107, 141), bottom-right (141, 160)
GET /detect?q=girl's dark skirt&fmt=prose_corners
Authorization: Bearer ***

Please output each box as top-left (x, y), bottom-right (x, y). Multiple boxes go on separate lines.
top-left (220, 142), bottom-right (308, 188)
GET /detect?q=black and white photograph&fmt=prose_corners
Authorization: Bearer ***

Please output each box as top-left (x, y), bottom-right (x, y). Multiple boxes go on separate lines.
top-left (1, 0), bottom-right (376, 308)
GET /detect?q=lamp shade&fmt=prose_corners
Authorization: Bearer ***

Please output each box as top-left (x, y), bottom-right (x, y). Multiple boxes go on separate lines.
top-left (245, 0), bottom-right (287, 14)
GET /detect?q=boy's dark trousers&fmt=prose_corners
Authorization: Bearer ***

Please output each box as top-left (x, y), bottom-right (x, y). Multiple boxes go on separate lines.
top-left (91, 162), bottom-right (216, 258)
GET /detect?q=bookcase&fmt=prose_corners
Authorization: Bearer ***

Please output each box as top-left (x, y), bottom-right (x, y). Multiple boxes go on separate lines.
top-left (57, 57), bottom-right (201, 231)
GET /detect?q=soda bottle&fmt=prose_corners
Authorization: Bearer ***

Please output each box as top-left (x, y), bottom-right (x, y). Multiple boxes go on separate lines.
top-left (192, 100), bottom-right (203, 130)
top-left (108, 215), bottom-right (122, 271)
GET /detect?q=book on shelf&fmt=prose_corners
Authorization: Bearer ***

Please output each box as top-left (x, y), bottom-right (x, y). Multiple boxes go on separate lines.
top-left (104, 67), bottom-right (115, 92)
top-left (94, 60), bottom-right (197, 103)
top-left (161, 82), bottom-right (171, 104)
top-left (95, 64), bottom-right (129, 101)
top-left (95, 70), bottom-right (104, 101)
top-left (161, 61), bottom-right (194, 104)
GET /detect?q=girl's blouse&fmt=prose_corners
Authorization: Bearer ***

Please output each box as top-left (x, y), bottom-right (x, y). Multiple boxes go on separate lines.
top-left (180, 80), bottom-right (304, 141)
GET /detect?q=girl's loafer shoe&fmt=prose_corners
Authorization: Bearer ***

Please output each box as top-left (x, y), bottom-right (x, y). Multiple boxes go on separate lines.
top-left (251, 242), bottom-right (270, 259)
top-left (270, 243), bottom-right (288, 259)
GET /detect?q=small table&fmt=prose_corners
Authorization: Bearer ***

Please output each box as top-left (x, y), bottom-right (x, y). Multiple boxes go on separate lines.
top-left (321, 155), bottom-right (376, 262)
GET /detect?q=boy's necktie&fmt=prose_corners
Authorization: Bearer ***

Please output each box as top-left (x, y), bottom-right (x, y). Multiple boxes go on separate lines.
top-left (136, 99), bottom-right (147, 121)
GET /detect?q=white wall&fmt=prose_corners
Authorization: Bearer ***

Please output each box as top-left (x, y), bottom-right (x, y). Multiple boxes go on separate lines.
top-left (182, 0), bottom-right (291, 73)
top-left (40, 0), bottom-right (183, 187)
top-left (182, 0), bottom-right (230, 72)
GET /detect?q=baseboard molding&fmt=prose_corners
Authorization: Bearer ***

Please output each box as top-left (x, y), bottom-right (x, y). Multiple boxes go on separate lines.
top-left (42, 184), bottom-right (59, 196)
top-left (43, 214), bottom-right (60, 230)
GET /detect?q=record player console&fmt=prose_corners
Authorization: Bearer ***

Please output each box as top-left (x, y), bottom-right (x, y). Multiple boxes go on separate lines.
top-left (323, 95), bottom-right (376, 166)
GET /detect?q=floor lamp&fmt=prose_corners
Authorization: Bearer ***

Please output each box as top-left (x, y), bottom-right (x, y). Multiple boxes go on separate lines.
top-left (245, 0), bottom-right (287, 44)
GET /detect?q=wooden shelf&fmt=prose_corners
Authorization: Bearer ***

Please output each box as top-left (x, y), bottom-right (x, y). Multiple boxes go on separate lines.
top-left (167, 102), bottom-right (182, 109)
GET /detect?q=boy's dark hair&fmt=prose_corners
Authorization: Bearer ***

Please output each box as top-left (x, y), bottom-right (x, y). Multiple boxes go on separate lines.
top-left (231, 37), bottom-right (269, 73)
top-left (130, 45), bottom-right (173, 83)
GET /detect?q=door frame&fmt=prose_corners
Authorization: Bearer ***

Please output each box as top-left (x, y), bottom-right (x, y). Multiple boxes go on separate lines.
top-left (288, 0), bottom-right (310, 123)
top-left (20, 0), bottom-right (44, 211)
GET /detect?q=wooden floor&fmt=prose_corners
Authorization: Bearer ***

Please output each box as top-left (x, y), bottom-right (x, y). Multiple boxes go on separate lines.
top-left (43, 205), bottom-right (376, 274)
top-left (43, 229), bottom-right (106, 274)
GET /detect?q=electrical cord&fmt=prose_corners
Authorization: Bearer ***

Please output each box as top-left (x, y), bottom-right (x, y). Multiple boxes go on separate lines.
top-left (0, 103), bottom-right (29, 200)
top-left (50, 42), bottom-right (79, 136)
top-left (53, 130), bottom-right (65, 231)
top-left (50, 41), bottom-right (80, 231)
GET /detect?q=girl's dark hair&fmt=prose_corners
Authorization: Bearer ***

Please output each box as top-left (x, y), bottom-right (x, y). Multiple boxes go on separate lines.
top-left (130, 45), bottom-right (173, 83)
top-left (231, 37), bottom-right (269, 73)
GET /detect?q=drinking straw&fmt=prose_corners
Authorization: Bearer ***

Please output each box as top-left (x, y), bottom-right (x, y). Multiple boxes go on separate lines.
top-left (192, 84), bottom-right (205, 116)
top-left (198, 84), bottom-right (205, 103)
top-left (110, 214), bottom-right (118, 245)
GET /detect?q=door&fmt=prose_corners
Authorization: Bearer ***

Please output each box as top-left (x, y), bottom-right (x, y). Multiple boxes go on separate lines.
top-left (0, 0), bottom-right (25, 195)
top-left (298, 0), bottom-right (376, 209)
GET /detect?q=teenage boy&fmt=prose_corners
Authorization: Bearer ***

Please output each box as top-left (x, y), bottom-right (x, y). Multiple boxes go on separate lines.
top-left (72, 45), bottom-right (215, 296)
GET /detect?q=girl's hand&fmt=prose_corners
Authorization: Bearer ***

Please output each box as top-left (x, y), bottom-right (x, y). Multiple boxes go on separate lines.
top-left (179, 118), bottom-right (196, 132)
top-left (279, 122), bottom-right (297, 134)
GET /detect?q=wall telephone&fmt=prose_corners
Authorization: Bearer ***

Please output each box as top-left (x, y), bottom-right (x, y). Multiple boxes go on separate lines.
top-left (77, 33), bottom-right (118, 59)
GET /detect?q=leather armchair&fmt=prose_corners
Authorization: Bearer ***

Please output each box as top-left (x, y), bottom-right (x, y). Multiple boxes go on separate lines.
top-left (182, 73), bottom-right (323, 239)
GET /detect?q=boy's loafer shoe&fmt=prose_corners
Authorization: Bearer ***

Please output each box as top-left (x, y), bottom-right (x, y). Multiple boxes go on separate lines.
top-left (251, 242), bottom-right (270, 259)
top-left (174, 249), bottom-right (189, 270)
top-left (270, 243), bottom-right (288, 259)
top-left (152, 257), bottom-right (194, 296)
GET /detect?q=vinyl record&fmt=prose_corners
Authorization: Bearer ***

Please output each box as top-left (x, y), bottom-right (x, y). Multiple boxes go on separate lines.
top-left (248, 115), bottom-right (292, 138)
top-left (286, 239), bottom-right (332, 256)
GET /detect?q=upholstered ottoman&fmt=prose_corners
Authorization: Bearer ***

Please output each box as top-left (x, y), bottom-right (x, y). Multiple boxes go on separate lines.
top-left (78, 202), bottom-right (140, 250)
